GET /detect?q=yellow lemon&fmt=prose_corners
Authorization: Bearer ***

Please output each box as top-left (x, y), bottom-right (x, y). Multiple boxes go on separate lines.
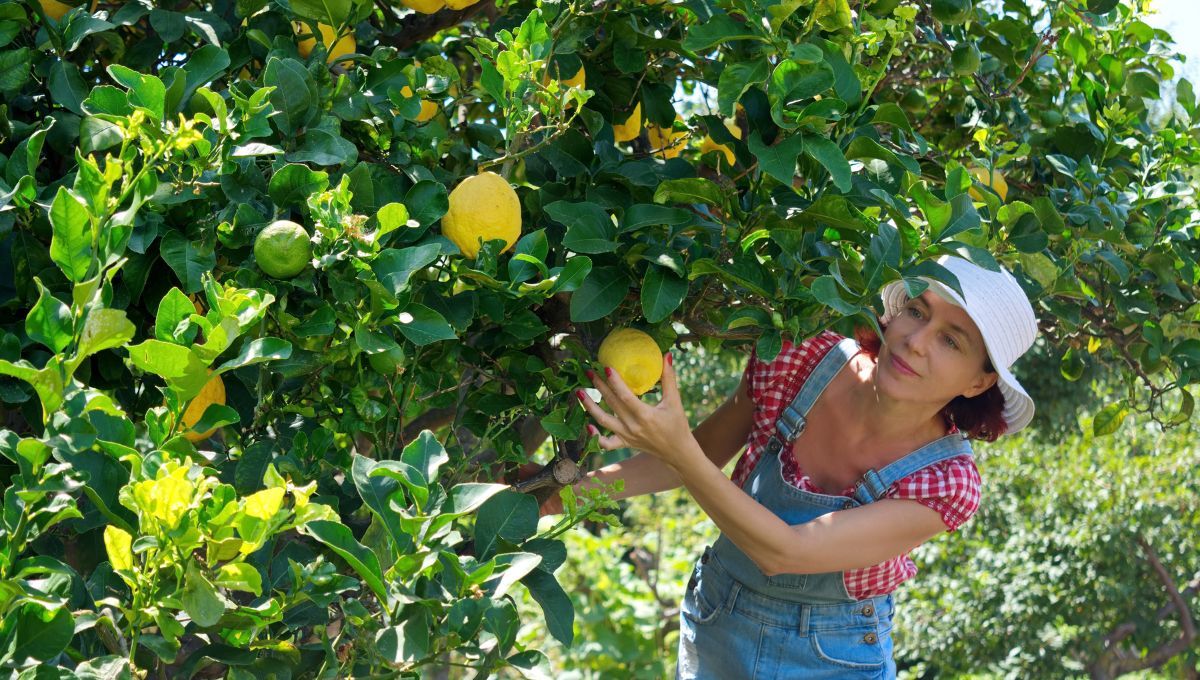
top-left (967, 165), bottom-right (1008, 202)
top-left (699, 117), bottom-right (742, 166)
top-left (400, 85), bottom-right (440, 122)
top-left (40, 0), bottom-right (73, 20)
top-left (294, 22), bottom-right (356, 64)
top-left (441, 171), bottom-right (522, 259)
top-left (598, 328), bottom-right (663, 396)
top-left (613, 102), bottom-right (642, 143)
top-left (444, 0), bottom-right (481, 8)
top-left (181, 374), bottom-right (226, 443)
top-left (401, 0), bottom-right (445, 13)
top-left (646, 117), bottom-right (687, 159)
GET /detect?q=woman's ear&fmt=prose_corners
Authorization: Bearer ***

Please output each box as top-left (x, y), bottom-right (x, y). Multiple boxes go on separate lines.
top-left (962, 371), bottom-right (999, 399)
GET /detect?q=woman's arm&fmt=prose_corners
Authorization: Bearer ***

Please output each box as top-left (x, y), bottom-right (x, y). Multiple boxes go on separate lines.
top-left (671, 452), bottom-right (949, 575)
top-left (568, 369), bottom-right (755, 502)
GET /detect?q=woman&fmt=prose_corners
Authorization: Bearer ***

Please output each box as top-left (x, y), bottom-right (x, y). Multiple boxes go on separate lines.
top-left (568, 255), bottom-right (1039, 678)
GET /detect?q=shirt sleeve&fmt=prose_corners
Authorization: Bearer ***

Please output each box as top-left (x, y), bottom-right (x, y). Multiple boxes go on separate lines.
top-left (887, 455), bottom-right (982, 532)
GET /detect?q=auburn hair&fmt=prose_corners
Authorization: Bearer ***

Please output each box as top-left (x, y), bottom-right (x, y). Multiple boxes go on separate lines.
top-left (853, 326), bottom-right (1009, 442)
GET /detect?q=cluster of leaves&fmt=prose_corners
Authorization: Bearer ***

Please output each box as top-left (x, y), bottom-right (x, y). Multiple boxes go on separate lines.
top-left (0, 0), bottom-right (1196, 675)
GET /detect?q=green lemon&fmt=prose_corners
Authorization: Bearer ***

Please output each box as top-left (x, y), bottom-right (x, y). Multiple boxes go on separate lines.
top-left (932, 0), bottom-right (973, 25)
top-left (254, 220), bottom-right (312, 279)
top-left (899, 89), bottom-right (928, 114)
top-left (951, 42), bottom-right (982, 76)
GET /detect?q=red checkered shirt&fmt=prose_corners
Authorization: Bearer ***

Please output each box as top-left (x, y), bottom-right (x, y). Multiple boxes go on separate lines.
top-left (730, 330), bottom-right (982, 600)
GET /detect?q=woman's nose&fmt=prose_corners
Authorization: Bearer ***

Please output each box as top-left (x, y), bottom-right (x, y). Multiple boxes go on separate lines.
top-left (905, 325), bottom-right (934, 356)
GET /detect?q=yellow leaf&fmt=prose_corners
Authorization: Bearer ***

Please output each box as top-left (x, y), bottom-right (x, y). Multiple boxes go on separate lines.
top-left (104, 525), bottom-right (134, 573)
top-left (244, 487), bottom-right (285, 521)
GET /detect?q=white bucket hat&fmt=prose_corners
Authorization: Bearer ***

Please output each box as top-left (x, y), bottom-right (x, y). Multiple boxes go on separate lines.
top-left (878, 255), bottom-right (1039, 434)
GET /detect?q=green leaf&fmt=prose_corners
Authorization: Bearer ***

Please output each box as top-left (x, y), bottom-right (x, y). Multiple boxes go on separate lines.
top-left (299, 520), bottom-right (388, 603)
top-left (395, 304), bottom-right (456, 346)
top-left (26, 280), bottom-right (73, 354)
top-left (376, 202), bottom-right (410, 239)
top-left (181, 561), bottom-right (227, 628)
top-left (1060, 347), bottom-right (1085, 382)
top-left (263, 57), bottom-right (317, 135)
top-left (546, 201), bottom-right (617, 254)
top-left (375, 610), bottom-right (432, 666)
top-left (12, 603), bottom-right (73, 662)
top-left (547, 256), bottom-right (592, 295)
top-left (77, 308), bottom-right (136, 362)
top-left (936, 194), bottom-right (981, 242)
top-left (795, 195), bottom-right (873, 231)
top-left (717, 58), bottom-right (770, 117)
top-left (268, 163), bottom-right (329, 209)
top-left (214, 563), bottom-right (262, 596)
top-left (154, 288), bottom-right (197, 343)
top-left (49, 187), bottom-right (93, 283)
top-left (621, 204), bottom-right (692, 232)
top-left (681, 14), bottom-right (765, 52)
top-left (187, 404), bottom-right (240, 438)
top-left (474, 490), bottom-right (539, 559)
top-left (0, 47), bottom-right (32, 93)
top-left (748, 130), bottom-right (805, 186)
top-left (107, 64), bottom-right (166, 121)
top-left (79, 116), bottom-right (125, 155)
top-left (569, 266), bottom-right (630, 323)
top-left (288, 128), bottom-right (358, 166)
top-left (521, 569), bottom-right (574, 646)
top-left (641, 266), bottom-right (687, 324)
top-left (770, 59), bottom-right (835, 103)
top-left (126, 340), bottom-right (208, 392)
top-left (484, 552), bottom-right (543, 599)
top-left (181, 44), bottom-right (229, 104)
top-left (803, 135), bottom-right (852, 192)
top-left (811, 276), bottom-right (861, 315)
top-left (48, 59), bottom-right (88, 114)
top-left (404, 180), bottom-right (448, 228)
top-left (290, 0), bottom-right (359, 26)
top-left (1092, 400), bottom-right (1128, 436)
top-left (214, 338), bottom-right (292, 374)
top-left (813, 0), bottom-right (852, 32)
top-left (234, 440), bottom-right (273, 495)
top-left (653, 178), bottom-right (725, 207)
top-left (158, 232), bottom-right (215, 294)
top-left (863, 223), bottom-right (900, 292)
top-left (401, 430), bottom-right (450, 487)
top-left (372, 244), bottom-right (442, 296)
top-left (351, 454), bottom-right (412, 556)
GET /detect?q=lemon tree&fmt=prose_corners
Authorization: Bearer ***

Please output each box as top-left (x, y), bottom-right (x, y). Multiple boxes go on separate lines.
top-left (0, 0), bottom-right (1196, 677)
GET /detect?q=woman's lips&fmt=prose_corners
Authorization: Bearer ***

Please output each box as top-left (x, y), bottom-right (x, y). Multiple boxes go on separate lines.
top-left (890, 354), bottom-right (919, 377)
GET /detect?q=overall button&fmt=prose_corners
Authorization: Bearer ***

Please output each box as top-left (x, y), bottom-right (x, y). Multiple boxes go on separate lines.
top-left (863, 632), bottom-right (878, 644)
top-left (861, 604), bottom-right (875, 617)
top-left (842, 499), bottom-right (853, 509)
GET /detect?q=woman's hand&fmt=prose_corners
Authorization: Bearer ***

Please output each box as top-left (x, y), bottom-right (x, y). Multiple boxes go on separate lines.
top-left (576, 353), bottom-right (699, 471)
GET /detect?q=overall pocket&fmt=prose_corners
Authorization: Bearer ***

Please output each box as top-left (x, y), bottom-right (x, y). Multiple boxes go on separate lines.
top-left (681, 562), bottom-right (733, 626)
top-left (809, 623), bottom-right (889, 671)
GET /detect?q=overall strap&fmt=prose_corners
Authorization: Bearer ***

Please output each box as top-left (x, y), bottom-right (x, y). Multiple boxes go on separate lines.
top-left (852, 434), bottom-right (974, 504)
top-left (774, 337), bottom-right (861, 443)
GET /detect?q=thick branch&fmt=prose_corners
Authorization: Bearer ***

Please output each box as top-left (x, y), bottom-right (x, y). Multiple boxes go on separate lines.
top-left (381, 0), bottom-right (498, 52)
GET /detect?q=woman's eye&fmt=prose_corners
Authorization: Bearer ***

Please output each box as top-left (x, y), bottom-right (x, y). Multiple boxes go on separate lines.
top-left (908, 307), bottom-right (922, 319)
top-left (944, 335), bottom-right (958, 349)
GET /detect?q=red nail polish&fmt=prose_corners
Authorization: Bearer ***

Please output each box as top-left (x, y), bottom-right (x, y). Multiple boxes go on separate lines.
top-left (587, 424), bottom-right (599, 436)
top-left (576, 390), bottom-right (587, 404)
top-left (605, 367), bottom-right (614, 379)
top-left (667, 352), bottom-right (673, 366)
top-left (586, 369), bottom-right (596, 382)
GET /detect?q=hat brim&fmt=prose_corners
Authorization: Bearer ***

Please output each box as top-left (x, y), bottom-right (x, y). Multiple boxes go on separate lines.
top-left (879, 279), bottom-right (1035, 434)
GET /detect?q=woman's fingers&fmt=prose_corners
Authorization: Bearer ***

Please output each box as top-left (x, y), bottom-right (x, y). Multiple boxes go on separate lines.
top-left (587, 423), bottom-right (627, 451)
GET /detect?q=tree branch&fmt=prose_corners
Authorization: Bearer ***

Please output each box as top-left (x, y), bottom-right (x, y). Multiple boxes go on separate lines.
top-left (379, 0), bottom-right (498, 52)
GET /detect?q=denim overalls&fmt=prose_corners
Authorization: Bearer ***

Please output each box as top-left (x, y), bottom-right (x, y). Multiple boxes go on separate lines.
top-left (677, 338), bottom-right (974, 679)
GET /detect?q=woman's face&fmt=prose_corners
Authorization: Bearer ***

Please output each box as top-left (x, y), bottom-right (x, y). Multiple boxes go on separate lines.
top-left (876, 290), bottom-right (998, 407)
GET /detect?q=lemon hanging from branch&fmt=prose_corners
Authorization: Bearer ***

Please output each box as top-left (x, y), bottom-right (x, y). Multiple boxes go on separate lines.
top-left (441, 172), bottom-right (522, 259)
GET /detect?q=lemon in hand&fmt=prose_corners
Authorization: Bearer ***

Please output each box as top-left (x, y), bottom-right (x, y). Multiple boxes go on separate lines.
top-left (598, 328), bottom-right (663, 396)
top-left (441, 171), bottom-right (522, 259)
top-left (254, 220), bottom-right (312, 279)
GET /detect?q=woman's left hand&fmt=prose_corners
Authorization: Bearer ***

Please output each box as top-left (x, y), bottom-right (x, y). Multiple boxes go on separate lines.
top-left (575, 354), bottom-right (700, 471)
